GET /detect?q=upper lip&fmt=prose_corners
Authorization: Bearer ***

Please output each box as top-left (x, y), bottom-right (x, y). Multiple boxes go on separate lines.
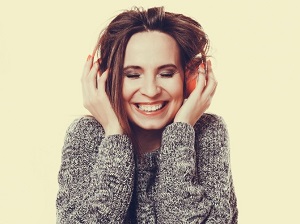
top-left (135, 101), bottom-right (166, 105)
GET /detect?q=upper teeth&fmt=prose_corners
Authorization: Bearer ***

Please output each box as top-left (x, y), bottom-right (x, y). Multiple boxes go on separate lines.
top-left (138, 104), bottom-right (163, 112)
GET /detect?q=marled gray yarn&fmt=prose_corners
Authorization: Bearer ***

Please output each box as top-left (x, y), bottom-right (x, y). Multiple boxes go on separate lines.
top-left (56, 113), bottom-right (238, 223)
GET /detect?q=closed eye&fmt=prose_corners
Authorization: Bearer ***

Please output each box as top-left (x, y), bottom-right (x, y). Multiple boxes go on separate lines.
top-left (159, 72), bottom-right (176, 78)
top-left (124, 73), bottom-right (141, 79)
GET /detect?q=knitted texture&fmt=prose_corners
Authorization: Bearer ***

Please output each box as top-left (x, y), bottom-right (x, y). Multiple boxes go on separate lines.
top-left (56, 113), bottom-right (238, 223)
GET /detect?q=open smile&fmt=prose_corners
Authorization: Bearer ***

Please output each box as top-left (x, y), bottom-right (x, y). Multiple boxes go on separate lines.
top-left (134, 101), bottom-right (167, 114)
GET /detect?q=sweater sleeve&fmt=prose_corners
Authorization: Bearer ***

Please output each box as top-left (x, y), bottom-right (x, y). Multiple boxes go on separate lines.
top-left (56, 117), bottom-right (134, 223)
top-left (156, 114), bottom-right (238, 223)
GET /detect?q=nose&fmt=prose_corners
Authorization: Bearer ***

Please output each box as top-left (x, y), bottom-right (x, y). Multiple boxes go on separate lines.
top-left (139, 77), bottom-right (161, 97)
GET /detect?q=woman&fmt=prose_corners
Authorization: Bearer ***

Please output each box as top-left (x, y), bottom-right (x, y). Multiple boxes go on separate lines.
top-left (56, 6), bottom-right (238, 223)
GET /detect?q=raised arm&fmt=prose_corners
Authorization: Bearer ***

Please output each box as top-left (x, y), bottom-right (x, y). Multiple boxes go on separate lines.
top-left (156, 114), bottom-right (238, 223)
top-left (56, 117), bottom-right (134, 223)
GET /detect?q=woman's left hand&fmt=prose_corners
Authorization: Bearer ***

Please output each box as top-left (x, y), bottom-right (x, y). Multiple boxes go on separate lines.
top-left (174, 60), bottom-right (217, 126)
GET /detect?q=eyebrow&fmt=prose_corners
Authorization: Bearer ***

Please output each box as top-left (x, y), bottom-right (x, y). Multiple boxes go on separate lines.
top-left (123, 64), bottom-right (178, 72)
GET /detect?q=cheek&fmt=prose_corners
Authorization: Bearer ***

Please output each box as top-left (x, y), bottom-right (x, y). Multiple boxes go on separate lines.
top-left (122, 80), bottom-right (136, 102)
top-left (165, 78), bottom-right (184, 100)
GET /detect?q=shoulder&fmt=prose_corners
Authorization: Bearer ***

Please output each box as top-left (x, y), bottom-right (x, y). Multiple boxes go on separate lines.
top-left (65, 115), bottom-right (105, 140)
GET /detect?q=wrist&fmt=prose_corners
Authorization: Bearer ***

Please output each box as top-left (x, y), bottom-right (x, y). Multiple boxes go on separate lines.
top-left (173, 116), bottom-right (193, 126)
top-left (104, 125), bottom-right (124, 137)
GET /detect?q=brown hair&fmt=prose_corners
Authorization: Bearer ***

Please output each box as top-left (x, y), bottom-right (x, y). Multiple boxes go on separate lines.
top-left (93, 6), bottom-right (209, 154)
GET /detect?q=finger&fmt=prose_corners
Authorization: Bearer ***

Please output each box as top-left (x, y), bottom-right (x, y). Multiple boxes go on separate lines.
top-left (97, 69), bottom-right (108, 83)
top-left (81, 56), bottom-right (93, 98)
top-left (87, 61), bottom-right (99, 89)
top-left (208, 77), bottom-right (217, 98)
top-left (97, 69), bottom-right (109, 90)
top-left (210, 84), bottom-right (217, 97)
top-left (195, 66), bottom-right (206, 93)
top-left (81, 55), bottom-right (94, 98)
top-left (206, 60), bottom-right (212, 75)
top-left (202, 60), bottom-right (218, 98)
top-left (82, 55), bottom-right (94, 77)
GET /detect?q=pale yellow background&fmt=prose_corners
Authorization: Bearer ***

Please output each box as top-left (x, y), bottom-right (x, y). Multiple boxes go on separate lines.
top-left (0, 0), bottom-right (299, 223)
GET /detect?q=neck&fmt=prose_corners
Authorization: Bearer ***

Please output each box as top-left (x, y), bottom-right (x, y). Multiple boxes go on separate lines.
top-left (132, 125), bottom-right (163, 154)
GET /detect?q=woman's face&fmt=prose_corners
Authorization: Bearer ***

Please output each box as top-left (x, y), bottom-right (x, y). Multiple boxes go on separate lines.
top-left (122, 31), bottom-right (184, 130)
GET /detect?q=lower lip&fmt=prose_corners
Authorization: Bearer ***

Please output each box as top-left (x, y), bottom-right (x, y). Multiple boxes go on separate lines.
top-left (134, 104), bottom-right (167, 116)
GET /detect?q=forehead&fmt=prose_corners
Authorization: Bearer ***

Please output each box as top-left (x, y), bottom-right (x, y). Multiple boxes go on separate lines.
top-left (124, 31), bottom-right (181, 68)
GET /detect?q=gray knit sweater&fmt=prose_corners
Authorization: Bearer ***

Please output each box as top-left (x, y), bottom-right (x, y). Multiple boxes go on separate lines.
top-left (56, 113), bottom-right (238, 223)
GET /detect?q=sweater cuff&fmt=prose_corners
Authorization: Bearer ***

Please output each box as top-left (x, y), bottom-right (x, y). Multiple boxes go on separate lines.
top-left (101, 134), bottom-right (132, 151)
top-left (161, 122), bottom-right (195, 149)
top-left (159, 122), bottom-right (195, 165)
top-left (99, 134), bottom-right (133, 165)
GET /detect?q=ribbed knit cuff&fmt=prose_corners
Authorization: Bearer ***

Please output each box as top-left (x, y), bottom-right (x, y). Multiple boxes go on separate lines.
top-left (161, 122), bottom-right (195, 150)
top-left (99, 134), bottom-right (133, 167)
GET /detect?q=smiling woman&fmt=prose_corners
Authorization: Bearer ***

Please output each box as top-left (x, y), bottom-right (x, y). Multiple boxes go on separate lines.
top-left (56, 6), bottom-right (238, 223)
top-left (123, 31), bottom-right (184, 138)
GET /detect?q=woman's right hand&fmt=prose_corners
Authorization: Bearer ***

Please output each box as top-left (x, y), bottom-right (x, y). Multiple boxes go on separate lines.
top-left (81, 55), bottom-right (123, 136)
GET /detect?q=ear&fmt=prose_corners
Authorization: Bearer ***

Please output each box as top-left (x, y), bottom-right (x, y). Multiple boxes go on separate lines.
top-left (184, 62), bottom-right (206, 97)
top-left (184, 68), bottom-right (197, 98)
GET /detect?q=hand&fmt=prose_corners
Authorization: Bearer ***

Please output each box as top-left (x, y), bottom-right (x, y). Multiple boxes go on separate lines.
top-left (174, 60), bottom-right (217, 126)
top-left (81, 55), bottom-right (123, 136)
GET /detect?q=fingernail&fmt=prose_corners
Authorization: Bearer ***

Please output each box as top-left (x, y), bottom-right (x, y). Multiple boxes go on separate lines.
top-left (86, 55), bottom-right (91, 61)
